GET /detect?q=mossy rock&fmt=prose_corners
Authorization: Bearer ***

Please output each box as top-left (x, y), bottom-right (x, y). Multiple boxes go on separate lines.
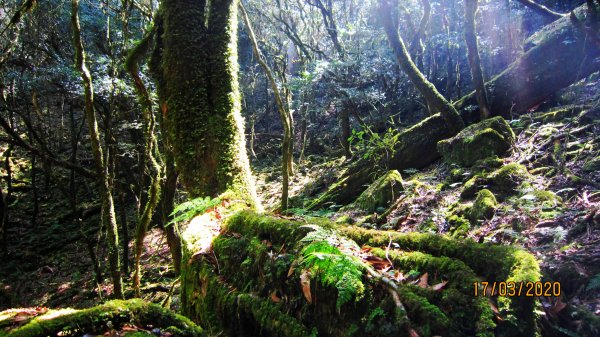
top-left (460, 175), bottom-right (486, 199)
top-left (437, 117), bottom-right (515, 167)
top-left (352, 170), bottom-right (404, 213)
top-left (3, 299), bottom-right (205, 337)
top-left (446, 214), bottom-right (471, 237)
top-left (468, 189), bottom-right (498, 225)
top-left (463, 164), bottom-right (531, 199)
top-left (335, 215), bottom-right (355, 225)
top-left (487, 163), bottom-right (530, 195)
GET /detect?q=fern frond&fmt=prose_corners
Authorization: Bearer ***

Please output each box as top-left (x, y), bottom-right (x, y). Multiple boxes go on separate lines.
top-left (167, 196), bottom-right (221, 226)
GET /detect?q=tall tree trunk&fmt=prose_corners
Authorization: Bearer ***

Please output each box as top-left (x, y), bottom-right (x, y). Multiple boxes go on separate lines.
top-left (152, 0), bottom-right (261, 321)
top-left (240, 2), bottom-right (293, 211)
top-left (379, 0), bottom-right (465, 134)
top-left (153, 0), bottom-right (259, 206)
top-left (464, 0), bottom-right (491, 120)
top-left (71, 0), bottom-right (123, 299)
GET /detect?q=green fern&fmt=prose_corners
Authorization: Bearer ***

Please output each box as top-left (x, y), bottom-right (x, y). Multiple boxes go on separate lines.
top-left (167, 196), bottom-right (221, 226)
top-left (587, 273), bottom-right (600, 291)
top-left (299, 226), bottom-right (365, 310)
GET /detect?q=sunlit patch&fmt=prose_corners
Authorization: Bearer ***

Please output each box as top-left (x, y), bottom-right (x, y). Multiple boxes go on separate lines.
top-left (37, 308), bottom-right (77, 320)
top-left (183, 211), bottom-right (222, 253)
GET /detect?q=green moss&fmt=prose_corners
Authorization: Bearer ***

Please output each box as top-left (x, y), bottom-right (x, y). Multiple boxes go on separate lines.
top-left (446, 214), bottom-right (471, 237)
top-left (6, 300), bottom-right (205, 337)
top-left (461, 175), bottom-right (484, 199)
top-left (437, 117), bottom-right (515, 167)
top-left (468, 189), bottom-right (497, 224)
top-left (488, 164), bottom-right (529, 192)
top-left (339, 226), bottom-right (540, 335)
top-left (335, 215), bottom-right (355, 225)
top-left (352, 170), bottom-right (404, 213)
top-left (369, 248), bottom-right (494, 336)
top-left (583, 156), bottom-right (600, 172)
top-left (180, 211), bottom-right (540, 336)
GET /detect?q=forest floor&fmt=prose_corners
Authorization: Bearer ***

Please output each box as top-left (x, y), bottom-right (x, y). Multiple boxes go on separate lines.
top-left (1, 82), bottom-right (600, 335)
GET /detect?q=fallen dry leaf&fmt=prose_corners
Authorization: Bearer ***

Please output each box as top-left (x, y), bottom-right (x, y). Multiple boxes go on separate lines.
top-left (270, 290), bottom-right (281, 303)
top-left (365, 255), bottom-right (392, 271)
top-left (430, 280), bottom-right (448, 291)
top-left (549, 296), bottom-right (567, 317)
top-left (418, 272), bottom-right (429, 288)
top-left (408, 328), bottom-right (421, 337)
top-left (488, 298), bottom-right (500, 315)
top-left (300, 270), bottom-right (312, 304)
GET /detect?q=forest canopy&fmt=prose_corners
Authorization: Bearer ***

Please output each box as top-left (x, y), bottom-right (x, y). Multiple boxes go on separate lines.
top-left (0, 0), bottom-right (599, 337)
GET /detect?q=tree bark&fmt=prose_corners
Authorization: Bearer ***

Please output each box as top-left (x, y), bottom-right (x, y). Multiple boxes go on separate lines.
top-left (379, 0), bottom-right (465, 134)
top-left (126, 25), bottom-right (164, 298)
top-left (464, 0), bottom-right (491, 120)
top-left (154, 0), bottom-right (259, 207)
top-left (71, 0), bottom-right (123, 299)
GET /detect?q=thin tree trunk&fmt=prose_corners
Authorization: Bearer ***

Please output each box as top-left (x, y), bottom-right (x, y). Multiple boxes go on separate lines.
top-left (0, 184), bottom-right (6, 256)
top-left (2, 145), bottom-right (12, 256)
top-left (71, 0), bottom-right (123, 299)
top-left (30, 154), bottom-right (38, 227)
top-left (379, 0), bottom-right (465, 134)
top-left (240, 2), bottom-right (293, 211)
top-left (299, 106), bottom-right (308, 163)
top-left (125, 27), bottom-right (164, 297)
top-left (119, 191), bottom-right (129, 275)
top-left (162, 152), bottom-right (182, 275)
top-left (409, 0), bottom-right (431, 70)
top-left (339, 106), bottom-right (351, 158)
top-left (464, 0), bottom-right (491, 120)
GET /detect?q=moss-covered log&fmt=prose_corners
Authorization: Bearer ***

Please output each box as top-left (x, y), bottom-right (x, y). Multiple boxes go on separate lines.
top-left (1, 299), bottom-right (205, 337)
top-left (310, 3), bottom-right (600, 208)
top-left (180, 210), bottom-right (540, 337)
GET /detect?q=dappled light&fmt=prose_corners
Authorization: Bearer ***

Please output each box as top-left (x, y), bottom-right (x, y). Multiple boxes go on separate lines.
top-left (1, 0), bottom-right (599, 336)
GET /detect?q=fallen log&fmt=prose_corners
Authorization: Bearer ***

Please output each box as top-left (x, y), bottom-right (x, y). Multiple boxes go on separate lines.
top-left (180, 210), bottom-right (540, 336)
top-left (309, 3), bottom-right (600, 210)
top-left (2, 299), bottom-right (205, 337)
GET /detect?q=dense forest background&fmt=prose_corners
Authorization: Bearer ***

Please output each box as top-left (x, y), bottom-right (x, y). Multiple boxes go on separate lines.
top-left (0, 0), bottom-right (599, 336)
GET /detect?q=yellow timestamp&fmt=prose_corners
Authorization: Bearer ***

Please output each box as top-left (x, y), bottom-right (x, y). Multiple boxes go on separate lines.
top-left (474, 281), bottom-right (561, 297)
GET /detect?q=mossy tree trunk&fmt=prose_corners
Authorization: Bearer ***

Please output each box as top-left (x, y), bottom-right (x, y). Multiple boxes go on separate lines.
top-left (71, 0), bottom-right (124, 299)
top-left (464, 0), bottom-right (491, 120)
top-left (240, 2), bottom-right (293, 211)
top-left (151, 0), bottom-right (258, 207)
top-left (379, 0), bottom-right (465, 134)
top-left (125, 27), bottom-right (164, 297)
